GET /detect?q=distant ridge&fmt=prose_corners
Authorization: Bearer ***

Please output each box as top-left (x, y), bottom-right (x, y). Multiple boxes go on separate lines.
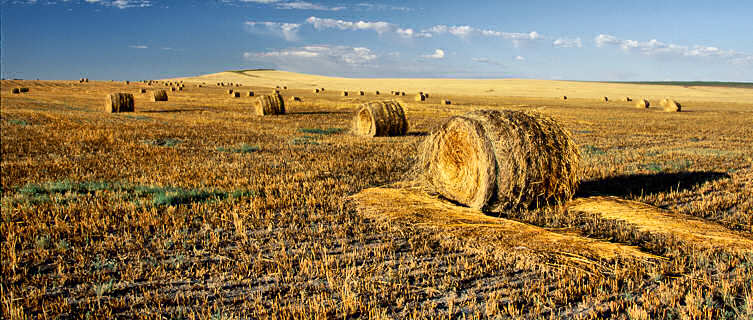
top-left (603, 81), bottom-right (753, 88)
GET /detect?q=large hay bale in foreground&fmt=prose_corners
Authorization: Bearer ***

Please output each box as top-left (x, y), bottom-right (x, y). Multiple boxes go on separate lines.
top-left (105, 93), bottom-right (135, 113)
top-left (635, 99), bottom-right (649, 108)
top-left (660, 98), bottom-right (682, 112)
top-left (255, 92), bottom-right (285, 116)
top-left (417, 110), bottom-right (580, 211)
top-left (352, 100), bottom-right (408, 137)
top-left (152, 90), bottom-right (168, 102)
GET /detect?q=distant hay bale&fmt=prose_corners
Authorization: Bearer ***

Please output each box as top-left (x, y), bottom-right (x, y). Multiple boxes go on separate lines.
top-left (401, 92), bottom-right (406, 96)
top-left (170, 87), bottom-right (176, 92)
top-left (272, 89), bottom-right (280, 94)
top-left (79, 78), bottom-right (85, 83)
top-left (415, 93), bottom-right (426, 101)
top-left (255, 92), bottom-right (285, 116)
top-left (11, 88), bottom-right (20, 94)
top-left (105, 93), bottom-right (135, 113)
top-left (19, 88), bottom-right (29, 93)
top-left (416, 110), bottom-right (580, 211)
top-left (291, 96), bottom-right (302, 102)
top-left (443, 99), bottom-right (451, 105)
top-left (283, 86), bottom-right (288, 90)
top-left (352, 100), bottom-right (408, 137)
top-left (227, 89), bottom-right (234, 94)
top-left (375, 90), bottom-right (380, 95)
top-left (140, 89), bottom-right (147, 93)
top-left (125, 81), bottom-right (130, 85)
top-left (178, 87), bottom-right (183, 91)
top-left (320, 88), bottom-right (325, 92)
top-left (635, 99), bottom-right (649, 108)
top-left (602, 96), bottom-right (609, 102)
top-left (152, 90), bottom-right (168, 102)
top-left (247, 91), bottom-right (254, 97)
top-left (623, 97), bottom-right (632, 102)
top-left (276, 86), bottom-right (281, 89)
top-left (423, 93), bottom-right (429, 98)
top-left (342, 91), bottom-right (349, 96)
top-left (232, 92), bottom-right (240, 98)
top-left (314, 88), bottom-right (320, 93)
top-left (561, 96), bottom-right (567, 100)
top-left (660, 98), bottom-right (682, 112)
top-left (359, 91), bottom-right (365, 96)
top-left (84, 78), bottom-right (89, 83)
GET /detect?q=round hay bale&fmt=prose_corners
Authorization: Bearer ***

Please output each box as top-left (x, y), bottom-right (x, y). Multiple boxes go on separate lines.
top-left (255, 92), bottom-right (285, 116)
top-left (424, 93), bottom-right (429, 98)
top-left (232, 92), bottom-right (240, 98)
top-left (283, 86), bottom-right (288, 90)
top-left (602, 96), bottom-right (609, 102)
top-left (375, 90), bottom-right (380, 95)
top-left (140, 89), bottom-right (147, 93)
top-left (443, 99), bottom-right (451, 105)
top-left (247, 91), bottom-right (255, 97)
top-left (125, 81), bottom-right (130, 85)
top-left (415, 94), bottom-right (426, 102)
top-left (170, 87), bottom-right (176, 92)
top-left (152, 90), bottom-right (168, 102)
top-left (105, 93), bottom-right (135, 113)
top-left (84, 78), bottom-right (89, 83)
top-left (635, 99), bottom-right (649, 108)
top-left (291, 96), bottom-right (302, 102)
top-left (227, 89), bottom-right (234, 94)
top-left (359, 91), bottom-right (365, 96)
top-left (352, 100), bottom-right (408, 137)
top-left (561, 96), bottom-right (567, 100)
top-left (660, 98), bottom-right (681, 112)
top-left (320, 88), bottom-right (325, 92)
top-left (314, 88), bottom-right (320, 93)
top-left (19, 88), bottom-right (29, 93)
top-left (416, 110), bottom-right (580, 211)
top-left (178, 87), bottom-right (183, 91)
top-left (342, 91), bottom-right (349, 96)
top-left (623, 97), bottom-right (632, 102)
top-left (11, 88), bottom-right (20, 94)
top-left (401, 92), bottom-right (406, 96)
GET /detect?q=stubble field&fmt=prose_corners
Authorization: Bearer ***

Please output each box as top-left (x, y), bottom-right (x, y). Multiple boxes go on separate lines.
top-left (2, 71), bottom-right (753, 319)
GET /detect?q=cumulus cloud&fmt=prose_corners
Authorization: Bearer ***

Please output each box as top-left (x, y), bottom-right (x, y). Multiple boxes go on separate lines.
top-left (245, 45), bottom-right (378, 67)
top-left (276, 1), bottom-right (344, 10)
top-left (245, 21), bottom-right (301, 41)
top-left (421, 25), bottom-right (542, 46)
top-left (128, 44), bottom-right (148, 49)
top-left (81, 0), bottom-right (151, 8)
top-left (305, 16), bottom-right (393, 34)
top-left (553, 37), bottom-right (582, 48)
top-left (422, 49), bottom-right (445, 59)
top-left (593, 34), bottom-right (753, 64)
top-left (515, 55), bottom-right (525, 61)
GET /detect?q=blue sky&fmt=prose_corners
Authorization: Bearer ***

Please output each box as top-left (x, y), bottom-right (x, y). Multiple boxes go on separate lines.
top-left (1, 0), bottom-right (752, 81)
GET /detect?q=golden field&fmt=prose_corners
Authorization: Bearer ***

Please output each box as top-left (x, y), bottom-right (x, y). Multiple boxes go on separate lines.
top-left (2, 71), bottom-right (753, 319)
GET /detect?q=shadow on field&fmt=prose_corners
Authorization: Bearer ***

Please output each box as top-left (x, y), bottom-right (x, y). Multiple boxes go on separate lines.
top-left (140, 108), bottom-right (206, 113)
top-left (407, 131), bottom-right (429, 136)
top-left (290, 111), bottom-right (350, 115)
top-left (576, 171), bottom-right (730, 198)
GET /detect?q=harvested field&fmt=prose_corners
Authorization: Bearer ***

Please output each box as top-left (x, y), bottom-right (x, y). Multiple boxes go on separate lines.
top-left (2, 75), bottom-right (753, 319)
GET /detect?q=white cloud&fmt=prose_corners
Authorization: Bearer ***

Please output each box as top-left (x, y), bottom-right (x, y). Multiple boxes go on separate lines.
top-left (245, 45), bottom-right (378, 66)
top-left (593, 34), bottom-right (752, 64)
top-left (515, 55), bottom-right (525, 61)
top-left (245, 21), bottom-right (301, 41)
top-left (354, 3), bottom-right (411, 11)
top-left (305, 16), bottom-right (393, 34)
top-left (128, 44), bottom-right (148, 49)
top-left (276, 1), bottom-right (344, 10)
top-left (553, 37), bottom-right (582, 48)
top-left (422, 49), bottom-right (445, 59)
top-left (82, 0), bottom-right (150, 8)
top-left (421, 25), bottom-right (542, 46)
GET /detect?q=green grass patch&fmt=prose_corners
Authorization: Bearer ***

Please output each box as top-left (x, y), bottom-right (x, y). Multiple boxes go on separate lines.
top-left (290, 137), bottom-right (320, 145)
top-left (6, 180), bottom-right (264, 207)
top-left (6, 119), bottom-right (28, 126)
top-left (298, 127), bottom-right (345, 135)
top-left (582, 145), bottom-right (606, 156)
top-left (217, 144), bottom-right (260, 154)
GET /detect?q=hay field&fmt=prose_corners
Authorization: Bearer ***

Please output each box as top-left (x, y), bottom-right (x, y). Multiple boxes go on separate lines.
top-left (2, 74), bottom-right (753, 319)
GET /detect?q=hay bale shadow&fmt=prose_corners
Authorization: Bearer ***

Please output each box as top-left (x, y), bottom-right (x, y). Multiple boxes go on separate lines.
top-left (576, 171), bottom-right (729, 198)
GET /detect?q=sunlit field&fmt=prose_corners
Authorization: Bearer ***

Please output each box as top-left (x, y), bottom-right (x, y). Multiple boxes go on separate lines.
top-left (2, 71), bottom-right (753, 318)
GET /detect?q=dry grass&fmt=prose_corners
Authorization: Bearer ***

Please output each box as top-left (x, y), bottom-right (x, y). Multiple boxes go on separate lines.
top-left (2, 77), bottom-right (753, 319)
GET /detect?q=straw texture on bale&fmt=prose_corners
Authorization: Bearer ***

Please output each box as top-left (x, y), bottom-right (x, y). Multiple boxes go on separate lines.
top-left (254, 92), bottom-right (285, 116)
top-left (352, 100), bottom-right (408, 137)
top-left (11, 88), bottom-right (20, 94)
top-left (635, 99), bottom-right (649, 108)
top-left (152, 90), bottom-right (168, 102)
top-left (660, 98), bottom-right (682, 112)
top-left (105, 93), bottom-right (135, 113)
top-left (416, 110), bottom-right (580, 211)
top-left (415, 94), bottom-right (426, 102)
